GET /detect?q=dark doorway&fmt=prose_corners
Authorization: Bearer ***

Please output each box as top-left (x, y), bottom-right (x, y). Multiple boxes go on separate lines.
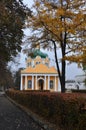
top-left (39, 79), bottom-right (44, 90)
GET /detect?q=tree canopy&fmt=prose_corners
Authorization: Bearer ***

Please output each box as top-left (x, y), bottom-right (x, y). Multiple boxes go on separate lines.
top-left (26, 0), bottom-right (86, 92)
top-left (0, 0), bottom-right (31, 87)
top-left (0, 0), bottom-right (31, 62)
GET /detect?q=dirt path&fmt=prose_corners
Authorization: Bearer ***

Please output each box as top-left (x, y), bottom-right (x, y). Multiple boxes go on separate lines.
top-left (0, 93), bottom-right (43, 130)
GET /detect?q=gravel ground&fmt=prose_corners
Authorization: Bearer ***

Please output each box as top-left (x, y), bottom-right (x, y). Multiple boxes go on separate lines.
top-left (0, 93), bottom-right (44, 130)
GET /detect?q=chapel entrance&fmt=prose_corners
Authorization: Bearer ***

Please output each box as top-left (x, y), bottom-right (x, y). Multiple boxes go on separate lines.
top-left (39, 79), bottom-right (44, 90)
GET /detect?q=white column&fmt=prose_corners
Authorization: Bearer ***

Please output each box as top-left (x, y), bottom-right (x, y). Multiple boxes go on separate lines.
top-left (55, 76), bottom-right (57, 91)
top-left (36, 75), bottom-right (37, 90)
top-left (48, 76), bottom-right (50, 90)
top-left (32, 76), bottom-right (34, 90)
top-left (20, 75), bottom-right (23, 90)
top-left (44, 76), bottom-right (46, 90)
top-left (25, 76), bottom-right (27, 90)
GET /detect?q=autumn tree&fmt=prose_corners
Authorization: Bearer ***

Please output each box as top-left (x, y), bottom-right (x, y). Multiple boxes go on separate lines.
top-left (14, 68), bottom-right (24, 90)
top-left (0, 0), bottom-right (31, 86)
top-left (0, 63), bottom-right (14, 90)
top-left (26, 0), bottom-right (86, 92)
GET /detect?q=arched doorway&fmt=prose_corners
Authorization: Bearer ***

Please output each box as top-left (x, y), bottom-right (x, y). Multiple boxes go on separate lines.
top-left (39, 79), bottom-right (44, 90)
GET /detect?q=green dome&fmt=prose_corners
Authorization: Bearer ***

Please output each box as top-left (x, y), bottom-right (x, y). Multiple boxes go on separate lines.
top-left (29, 49), bottom-right (48, 58)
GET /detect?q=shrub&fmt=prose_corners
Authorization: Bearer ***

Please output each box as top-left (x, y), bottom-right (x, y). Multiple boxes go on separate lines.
top-left (72, 89), bottom-right (86, 93)
top-left (6, 90), bottom-right (86, 130)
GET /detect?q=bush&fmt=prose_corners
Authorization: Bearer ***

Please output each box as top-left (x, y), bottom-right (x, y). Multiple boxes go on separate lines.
top-left (72, 89), bottom-right (86, 93)
top-left (6, 90), bottom-right (86, 130)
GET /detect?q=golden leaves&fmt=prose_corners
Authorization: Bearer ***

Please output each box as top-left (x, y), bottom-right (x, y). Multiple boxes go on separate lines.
top-left (64, 55), bottom-right (85, 63)
top-left (27, 0), bottom-right (86, 63)
top-left (56, 8), bottom-right (65, 16)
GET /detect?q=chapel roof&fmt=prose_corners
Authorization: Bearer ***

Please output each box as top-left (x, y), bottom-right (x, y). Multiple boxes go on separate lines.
top-left (28, 49), bottom-right (48, 58)
top-left (21, 64), bottom-right (57, 74)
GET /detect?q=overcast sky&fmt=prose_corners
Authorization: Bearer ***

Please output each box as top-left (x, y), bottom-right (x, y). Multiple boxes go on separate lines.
top-left (23, 0), bottom-right (34, 8)
top-left (21, 0), bottom-right (84, 80)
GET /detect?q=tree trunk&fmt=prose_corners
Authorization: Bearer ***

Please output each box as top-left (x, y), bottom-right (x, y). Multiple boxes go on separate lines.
top-left (52, 33), bottom-right (66, 93)
top-left (61, 60), bottom-right (66, 92)
top-left (53, 40), bottom-right (63, 91)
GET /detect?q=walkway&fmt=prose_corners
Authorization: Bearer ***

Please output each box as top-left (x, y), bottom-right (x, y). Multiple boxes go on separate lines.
top-left (0, 92), bottom-right (43, 130)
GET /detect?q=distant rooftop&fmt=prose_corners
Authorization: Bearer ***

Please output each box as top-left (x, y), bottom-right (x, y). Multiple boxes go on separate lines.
top-left (75, 74), bottom-right (86, 82)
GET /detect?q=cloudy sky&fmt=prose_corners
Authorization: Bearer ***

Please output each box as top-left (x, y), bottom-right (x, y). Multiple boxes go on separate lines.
top-left (21, 0), bottom-right (84, 80)
top-left (23, 0), bottom-right (34, 8)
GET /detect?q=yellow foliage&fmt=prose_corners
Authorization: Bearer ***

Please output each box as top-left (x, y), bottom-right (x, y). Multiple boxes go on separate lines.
top-left (56, 8), bottom-right (65, 16)
top-left (27, 0), bottom-right (86, 63)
